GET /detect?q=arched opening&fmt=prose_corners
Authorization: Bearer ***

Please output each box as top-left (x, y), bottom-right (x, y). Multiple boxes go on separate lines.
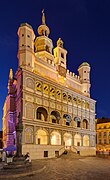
top-left (83, 135), bottom-right (89, 146)
top-left (25, 128), bottom-right (33, 144)
top-left (51, 131), bottom-right (61, 145)
top-left (74, 117), bottom-right (81, 127)
top-left (63, 114), bottom-right (71, 126)
top-left (51, 111), bottom-right (60, 124)
top-left (63, 133), bottom-right (72, 146)
top-left (36, 107), bottom-right (48, 121)
top-left (83, 119), bottom-right (88, 129)
top-left (36, 129), bottom-right (48, 145)
top-left (74, 134), bottom-right (81, 146)
top-left (74, 117), bottom-right (81, 128)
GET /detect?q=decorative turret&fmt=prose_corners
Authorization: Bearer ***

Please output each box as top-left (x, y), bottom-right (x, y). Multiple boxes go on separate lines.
top-left (78, 62), bottom-right (91, 97)
top-left (8, 69), bottom-right (14, 95)
top-left (17, 23), bottom-right (35, 69)
top-left (53, 38), bottom-right (67, 77)
top-left (35, 10), bottom-right (54, 63)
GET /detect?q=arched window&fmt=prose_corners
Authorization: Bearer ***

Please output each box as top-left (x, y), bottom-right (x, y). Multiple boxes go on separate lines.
top-left (36, 107), bottom-right (48, 121)
top-left (83, 135), bottom-right (89, 146)
top-left (74, 117), bottom-right (81, 128)
top-left (36, 129), bottom-right (48, 145)
top-left (56, 90), bottom-right (61, 99)
top-left (74, 134), bottom-right (81, 146)
top-left (68, 95), bottom-right (72, 103)
top-left (73, 97), bottom-right (77, 106)
top-left (63, 114), bottom-right (71, 126)
top-left (36, 82), bottom-right (42, 92)
top-left (25, 127), bottom-right (33, 144)
top-left (51, 131), bottom-right (61, 145)
top-left (43, 84), bottom-right (49, 95)
top-left (51, 111), bottom-right (60, 124)
top-left (62, 92), bottom-right (67, 101)
top-left (50, 87), bottom-right (55, 97)
top-left (83, 119), bottom-right (88, 129)
top-left (63, 133), bottom-right (72, 146)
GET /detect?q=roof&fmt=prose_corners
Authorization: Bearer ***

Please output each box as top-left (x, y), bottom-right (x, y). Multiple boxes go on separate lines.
top-left (78, 62), bottom-right (90, 69)
top-left (20, 23), bottom-right (33, 30)
top-left (97, 118), bottom-right (110, 124)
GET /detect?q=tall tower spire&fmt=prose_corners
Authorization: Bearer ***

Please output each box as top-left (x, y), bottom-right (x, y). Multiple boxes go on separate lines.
top-left (37, 9), bottom-right (50, 37)
top-left (9, 68), bottom-right (13, 80)
top-left (35, 10), bottom-right (54, 62)
top-left (42, 9), bottom-right (46, 25)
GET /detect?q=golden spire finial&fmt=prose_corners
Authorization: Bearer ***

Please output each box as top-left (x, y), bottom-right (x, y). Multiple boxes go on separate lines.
top-left (9, 68), bottom-right (13, 80)
top-left (57, 38), bottom-right (64, 48)
top-left (42, 9), bottom-right (46, 25)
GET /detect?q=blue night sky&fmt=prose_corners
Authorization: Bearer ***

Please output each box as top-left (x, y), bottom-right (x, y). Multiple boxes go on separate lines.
top-left (0, 0), bottom-right (110, 130)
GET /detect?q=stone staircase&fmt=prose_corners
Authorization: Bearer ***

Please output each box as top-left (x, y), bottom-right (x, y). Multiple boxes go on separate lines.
top-left (60, 150), bottom-right (81, 159)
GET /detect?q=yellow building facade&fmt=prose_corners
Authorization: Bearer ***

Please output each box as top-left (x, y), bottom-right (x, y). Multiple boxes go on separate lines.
top-left (96, 118), bottom-right (110, 152)
top-left (3, 11), bottom-right (96, 159)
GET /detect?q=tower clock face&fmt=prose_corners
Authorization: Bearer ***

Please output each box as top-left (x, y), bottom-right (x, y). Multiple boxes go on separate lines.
top-left (58, 65), bottom-right (66, 77)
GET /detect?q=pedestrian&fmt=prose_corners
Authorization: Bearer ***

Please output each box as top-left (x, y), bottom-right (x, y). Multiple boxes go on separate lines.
top-left (2, 150), bottom-right (6, 162)
top-left (24, 152), bottom-right (31, 163)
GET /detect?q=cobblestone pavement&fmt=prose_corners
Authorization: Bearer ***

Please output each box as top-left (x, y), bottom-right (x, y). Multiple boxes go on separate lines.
top-left (0, 153), bottom-right (110, 180)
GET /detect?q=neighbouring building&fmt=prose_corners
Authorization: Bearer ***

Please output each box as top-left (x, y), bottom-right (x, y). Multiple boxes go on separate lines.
top-left (2, 11), bottom-right (96, 159)
top-left (0, 131), bottom-right (3, 149)
top-left (96, 118), bottom-right (110, 152)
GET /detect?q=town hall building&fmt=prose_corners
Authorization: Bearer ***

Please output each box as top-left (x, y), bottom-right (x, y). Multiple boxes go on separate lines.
top-left (2, 11), bottom-right (96, 159)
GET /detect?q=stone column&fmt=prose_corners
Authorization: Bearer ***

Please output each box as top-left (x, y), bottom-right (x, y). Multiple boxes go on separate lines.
top-left (33, 126), bottom-right (36, 144)
top-left (48, 129), bottom-right (51, 145)
top-left (16, 112), bottom-right (23, 157)
top-left (81, 134), bottom-right (83, 146)
top-left (61, 131), bottom-right (65, 146)
top-left (72, 132), bottom-right (75, 146)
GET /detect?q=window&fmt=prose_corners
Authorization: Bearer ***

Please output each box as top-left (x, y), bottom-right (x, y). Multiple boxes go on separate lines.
top-left (61, 53), bottom-right (64, 58)
top-left (38, 138), bottom-right (40, 144)
top-left (66, 122), bottom-right (69, 126)
top-left (99, 139), bottom-right (101, 144)
top-left (22, 34), bottom-right (24, 37)
top-left (44, 151), bottom-right (48, 157)
top-left (77, 121), bottom-right (81, 128)
top-left (27, 45), bottom-right (30, 48)
top-left (55, 151), bottom-right (59, 157)
top-left (37, 112), bottom-right (41, 120)
top-left (84, 79), bottom-right (86, 81)
top-left (84, 71), bottom-right (86, 73)
top-left (77, 142), bottom-right (80, 146)
top-left (99, 132), bottom-right (101, 137)
top-left (22, 44), bottom-right (24, 46)
top-left (104, 132), bottom-right (106, 137)
top-left (61, 61), bottom-right (64, 64)
top-left (27, 35), bottom-right (30, 38)
top-left (104, 139), bottom-right (106, 144)
top-left (62, 93), bottom-right (67, 101)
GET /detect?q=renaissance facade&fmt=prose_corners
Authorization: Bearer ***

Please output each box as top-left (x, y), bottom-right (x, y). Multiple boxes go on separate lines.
top-left (96, 118), bottom-right (110, 152)
top-left (2, 11), bottom-right (96, 159)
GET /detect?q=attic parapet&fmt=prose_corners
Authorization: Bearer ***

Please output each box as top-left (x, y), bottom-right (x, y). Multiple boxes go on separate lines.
top-left (66, 69), bottom-right (80, 82)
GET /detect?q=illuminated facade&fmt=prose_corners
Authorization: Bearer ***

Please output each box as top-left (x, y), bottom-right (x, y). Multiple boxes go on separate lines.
top-left (96, 118), bottom-right (110, 151)
top-left (2, 11), bottom-right (96, 159)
